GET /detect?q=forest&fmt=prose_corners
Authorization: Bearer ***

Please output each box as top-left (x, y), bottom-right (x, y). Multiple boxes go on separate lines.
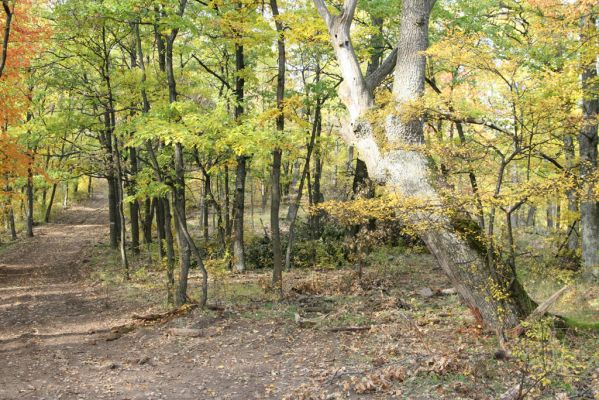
top-left (0, 0), bottom-right (598, 399)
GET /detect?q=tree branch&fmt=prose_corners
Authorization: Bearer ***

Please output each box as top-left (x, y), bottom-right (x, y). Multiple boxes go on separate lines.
top-left (0, 0), bottom-right (13, 79)
top-left (312, 0), bottom-right (332, 27)
top-left (340, 0), bottom-right (358, 28)
top-left (191, 54), bottom-right (231, 90)
top-left (365, 47), bottom-right (397, 90)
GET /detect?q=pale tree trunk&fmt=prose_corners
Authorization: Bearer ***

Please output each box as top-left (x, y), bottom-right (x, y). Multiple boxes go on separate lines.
top-left (313, 0), bottom-right (534, 329)
top-left (579, 14), bottom-right (599, 279)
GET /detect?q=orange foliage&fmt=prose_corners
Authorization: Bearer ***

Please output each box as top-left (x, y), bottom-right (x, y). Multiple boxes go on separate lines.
top-left (0, 133), bottom-right (31, 193)
top-left (0, 1), bottom-right (47, 196)
top-left (0, 0), bottom-right (48, 127)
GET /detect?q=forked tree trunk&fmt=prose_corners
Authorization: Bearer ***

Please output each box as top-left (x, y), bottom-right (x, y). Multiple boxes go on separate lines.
top-left (313, 0), bottom-right (534, 329)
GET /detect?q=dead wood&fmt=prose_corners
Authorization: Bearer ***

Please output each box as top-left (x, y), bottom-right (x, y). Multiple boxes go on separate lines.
top-left (509, 285), bottom-right (569, 337)
top-left (325, 326), bottom-right (372, 333)
top-left (166, 328), bottom-right (203, 338)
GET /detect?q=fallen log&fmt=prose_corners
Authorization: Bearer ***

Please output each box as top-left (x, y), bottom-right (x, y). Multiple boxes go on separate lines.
top-left (166, 328), bottom-right (203, 338)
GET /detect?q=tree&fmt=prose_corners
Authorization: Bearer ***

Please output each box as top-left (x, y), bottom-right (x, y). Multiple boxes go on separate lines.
top-left (313, 0), bottom-right (535, 330)
top-left (269, 0), bottom-right (285, 294)
top-left (579, 10), bottom-right (598, 279)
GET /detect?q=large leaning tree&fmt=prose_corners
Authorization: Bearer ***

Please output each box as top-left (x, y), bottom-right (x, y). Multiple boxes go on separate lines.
top-left (313, 0), bottom-right (535, 330)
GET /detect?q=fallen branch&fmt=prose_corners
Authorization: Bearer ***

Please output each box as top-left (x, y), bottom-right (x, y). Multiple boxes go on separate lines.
top-left (132, 313), bottom-right (164, 321)
top-left (325, 325), bottom-right (371, 333)
top-left (294, 313), bottom-right (318, 328)
top-left (509, 285), bottom-right (569, 337)
top-left (132, 304), bottom-right (198, 323)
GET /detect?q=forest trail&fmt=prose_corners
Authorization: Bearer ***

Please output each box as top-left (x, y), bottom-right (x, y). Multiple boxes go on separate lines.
top-left (0, 197), bottom-right (356, 400)
top-left (0, 195), bottom-right (153, 399)
top-left (0, 193), bottom-right (118, 343)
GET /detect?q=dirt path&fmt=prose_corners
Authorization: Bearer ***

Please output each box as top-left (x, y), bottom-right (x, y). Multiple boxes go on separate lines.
top-left (0, 196), bottom-right (154, 399)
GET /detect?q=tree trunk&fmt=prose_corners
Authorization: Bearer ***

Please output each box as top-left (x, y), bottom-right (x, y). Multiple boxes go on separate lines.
top-left (203, 173), bottom-right (210, 241)
top-left (62, 182), bottom-right (69, 209)
top-left (285, 107), bottom-right (319, 270)
top-left (143, 197), bottom-right (153, 244)
top-left (310, 101), bottom-right (324, 237)
top-left (579, 13), bottom-right (599, 279)
top-left (232, 39), bottom-right (247, 272)
top-left (44, 183), bottom-right (57, 223)
top-left (174, 144), bottom-right (191, 306)
top-left (155, 198), bottom-right (165, 258)
top-left (233, 156), bottom-right (247, 272)
top-left (128, 147), bottom-right (140, 254)
top-left (563, 134), bottom-right (579, 251)
top-left (351, 158), bottom-right (375, 235)
top-left (107, 176), bottom-right (119, 249)
top-left (8, 203), bottom-right (17, 240)
top-left (113, 136), bottom-right (129, 279)
top-left (270, 0), bottom-right (285, 293)
top-left (165, 13), bottom-right (192, 303)
top-left (26, 165), bottom-right (34, 238)
top-left (526, 205), bottom-right (536, 228)
top-left (224, 164), bottom-right (231, 238)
